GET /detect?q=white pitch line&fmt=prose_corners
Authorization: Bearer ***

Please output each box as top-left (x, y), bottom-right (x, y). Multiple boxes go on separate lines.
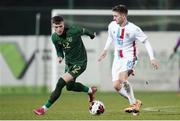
top-left (142, 107), bottom-right (160, 112)
top-left (142, 106), bottom-right (180, 113)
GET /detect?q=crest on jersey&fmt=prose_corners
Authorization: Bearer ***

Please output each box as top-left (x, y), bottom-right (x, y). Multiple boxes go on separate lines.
top-left (67, 37), bottom-right (72, 42)
top-left (126, 32), bottom-right (130, 38)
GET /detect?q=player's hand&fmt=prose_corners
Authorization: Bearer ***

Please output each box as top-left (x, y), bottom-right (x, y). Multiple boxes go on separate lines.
top-left (150, 59), bottom-right (159, 70)
top-left (98, 50), bottom-right (107, 62)
top-left (58, 57), bottom-right (63, 63)
top-left (90, 32), bottom-right (96, 39)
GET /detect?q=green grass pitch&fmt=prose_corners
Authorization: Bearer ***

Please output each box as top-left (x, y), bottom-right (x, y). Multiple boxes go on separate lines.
top-left (1, 91), bottom-right (180, 120)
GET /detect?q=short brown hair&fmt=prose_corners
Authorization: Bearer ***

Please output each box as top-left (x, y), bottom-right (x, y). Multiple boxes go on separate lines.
top-left (112, 4), bottom-right (128, 15)
top-left (51, 15), bottom-right (64, 24)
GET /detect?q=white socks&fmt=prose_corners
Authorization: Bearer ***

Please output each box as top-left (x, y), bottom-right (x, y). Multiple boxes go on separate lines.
top-left (88, 87), bottom-right (92, 94)
top-left (119, 84), bottom-right (129, 99)
top-left (119, 80), bottom-right (136, 105)
top-left (42, 105), bottom-right (48, 111)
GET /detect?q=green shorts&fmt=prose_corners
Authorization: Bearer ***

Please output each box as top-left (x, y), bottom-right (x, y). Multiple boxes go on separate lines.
top-left (65, 63), bottom-right (87, 78)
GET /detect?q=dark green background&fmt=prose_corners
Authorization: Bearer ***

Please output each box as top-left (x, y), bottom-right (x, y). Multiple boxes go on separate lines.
top-left (0, 0), bottom-right (180, 35)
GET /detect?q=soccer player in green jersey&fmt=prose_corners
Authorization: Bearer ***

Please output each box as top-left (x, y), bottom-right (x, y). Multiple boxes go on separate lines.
top-left (33, 15), bottom-right (97, 115)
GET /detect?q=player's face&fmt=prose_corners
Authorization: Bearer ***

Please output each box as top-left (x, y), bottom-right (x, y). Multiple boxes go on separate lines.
top-left (112, 11), bottom-right (126, 25)
top-left (52, 21), bottom-right (65, 35)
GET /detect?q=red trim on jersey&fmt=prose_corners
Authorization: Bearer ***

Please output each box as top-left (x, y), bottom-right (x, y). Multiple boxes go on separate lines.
top-left (119, 49), bottom-right (123, 57)
top-left (119, 28), bottom-right (125, 58)
top-left (133, 41), bottom-right (136, 58)
top-left (120, 28), bottom-right (125, 39)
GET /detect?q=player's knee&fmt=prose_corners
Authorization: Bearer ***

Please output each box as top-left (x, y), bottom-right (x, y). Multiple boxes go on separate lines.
top-left (66, 81), bottom-right (75, 91)
top-left (113, 80), bottom-right (123, 91)
top-left (114, 86), bottom-right (119, 91)
top-left (113, 83), bottom-right (121, 91)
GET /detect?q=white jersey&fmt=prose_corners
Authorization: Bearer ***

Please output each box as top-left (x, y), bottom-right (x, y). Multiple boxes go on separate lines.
top-left (104, 21), bottom-right (148, 59)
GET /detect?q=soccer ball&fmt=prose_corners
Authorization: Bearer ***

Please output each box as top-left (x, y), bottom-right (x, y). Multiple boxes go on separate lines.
top-left (89, 100), bottom-right (105, 115)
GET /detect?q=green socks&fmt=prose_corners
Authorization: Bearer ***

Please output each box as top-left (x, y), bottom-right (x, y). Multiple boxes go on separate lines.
top-left (66, 81), bottom-right (89, 92)
top-left (45, 78), bottom-right (66, 108)
top-left (44, 79), bottom-right (89, 109)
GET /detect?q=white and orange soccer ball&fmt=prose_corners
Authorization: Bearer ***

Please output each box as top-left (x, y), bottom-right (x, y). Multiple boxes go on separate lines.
top-left (89, 100), bottom-right (105, 115)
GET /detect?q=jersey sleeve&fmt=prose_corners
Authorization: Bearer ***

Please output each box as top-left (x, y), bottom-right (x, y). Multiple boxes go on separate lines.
top-left (75, 25), bottom-right (95, 39)
top-left (135, 26), bottom-right (148, 43)
top-left (144, 40), bottom-right (155, 60)
top-left (134, 26), bottom-right (155, 60)
top-left (51, 34), bottom-right (64, 58)
top-left (104, 23), bottom-right (113, 50)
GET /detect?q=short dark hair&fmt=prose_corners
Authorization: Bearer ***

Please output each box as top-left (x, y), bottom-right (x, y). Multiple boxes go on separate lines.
top-left (51, 15), bottom-right (64, 24)
top-left (112, 4), bottom-right (128, 15)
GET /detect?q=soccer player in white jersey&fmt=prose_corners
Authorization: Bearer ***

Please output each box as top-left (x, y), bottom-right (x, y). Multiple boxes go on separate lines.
top-left (98, 4), bottom-right (159, 115)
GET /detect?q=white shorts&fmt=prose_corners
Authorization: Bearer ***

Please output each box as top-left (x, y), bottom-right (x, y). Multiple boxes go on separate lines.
top-left (112, 57), bottom-right (137, 82)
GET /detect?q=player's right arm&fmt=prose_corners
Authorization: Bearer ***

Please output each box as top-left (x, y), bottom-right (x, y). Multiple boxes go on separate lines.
top-left (51, 34), bottom-right (64, 63)
top-left (98, 22), bottom-right (113, 62)
top-left (98, 50), bottom-right (108, 62)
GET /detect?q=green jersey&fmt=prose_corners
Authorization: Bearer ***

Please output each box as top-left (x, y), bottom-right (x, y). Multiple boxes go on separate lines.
top-left (51, 25), bottom-right (94, 65)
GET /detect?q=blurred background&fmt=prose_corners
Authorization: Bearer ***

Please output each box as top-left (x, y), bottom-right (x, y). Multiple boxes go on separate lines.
top-left (0, 0), bottom-right (179, 94)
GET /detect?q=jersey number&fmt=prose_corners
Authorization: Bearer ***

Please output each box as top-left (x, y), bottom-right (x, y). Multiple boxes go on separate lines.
top-left (72, 65), bottom-right (81, 74)
top-left (63, 42), bottom-right (70, 49)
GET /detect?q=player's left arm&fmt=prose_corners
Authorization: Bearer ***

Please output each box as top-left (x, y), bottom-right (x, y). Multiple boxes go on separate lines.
top-left (143, 39), bottom-right (159, 70)
top-left (135, 26), bottom-right (159, 70)
top-left (75, 25), bottom-right (95, 39)
top-left (82, 28), bottom-right (95, 39)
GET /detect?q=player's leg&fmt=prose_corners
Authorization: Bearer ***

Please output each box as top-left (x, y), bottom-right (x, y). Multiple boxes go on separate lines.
top-left (45, 74), bottom-right (72, 107)
top-left (113, 80), bottom-right (128, 99)
top-left (65, 64), bottom-right (97, 103)
top-left (33, 73), bottom-right (73, 115)
top-left (66, 64), bottom-right (88, 92)
top-left (112, 58), bottom-right (142, 114)
top-left (66, 80), bottom-right (88, 92)
top-left (112, 58), bottom-right (132, 102)
top-left (113, 71), bottom-right (136, 106)
top-left (66, 81), bottom-right (97, 102)
top-left (117, 71), bottom-right (141, 114)
top-left (121, 71), bottom-right (136, 105)
top-left (120, 60), bottom-right (142, 115)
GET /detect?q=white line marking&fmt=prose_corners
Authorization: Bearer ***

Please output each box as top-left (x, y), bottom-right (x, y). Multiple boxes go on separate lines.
top-left (142, 106), bottom-right (180, 113)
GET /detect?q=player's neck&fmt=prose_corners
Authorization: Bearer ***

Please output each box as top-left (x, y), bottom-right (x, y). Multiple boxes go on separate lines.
top-left (60, 27), bottom-right (68, 37)
top-left (120, 19), bottom-right (128, 27)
